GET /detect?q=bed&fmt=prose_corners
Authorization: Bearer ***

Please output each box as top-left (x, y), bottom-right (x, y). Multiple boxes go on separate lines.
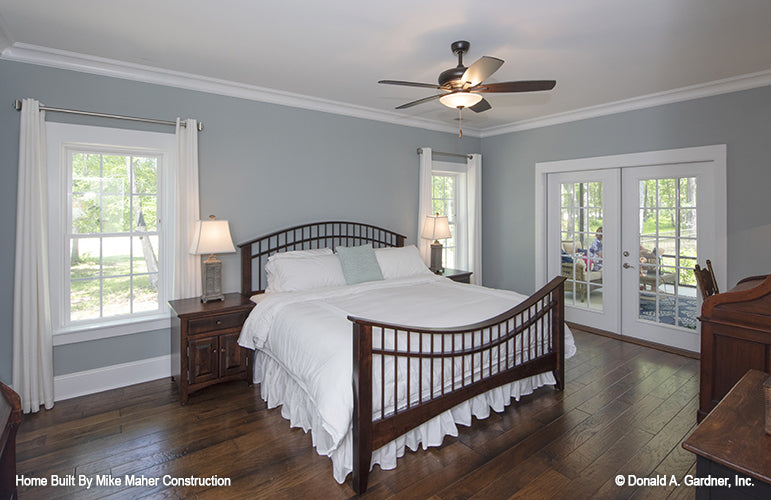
top-left (237, 221), bottom-right (574, 493)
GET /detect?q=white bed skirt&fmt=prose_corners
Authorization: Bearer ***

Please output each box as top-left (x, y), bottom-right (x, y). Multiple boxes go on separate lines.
top-left (253, 349), bottom-right (558, 484)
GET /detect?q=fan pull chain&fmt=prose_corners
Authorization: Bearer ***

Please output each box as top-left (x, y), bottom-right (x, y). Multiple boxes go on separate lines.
top-left (458, 107), bottom-right (463, 138)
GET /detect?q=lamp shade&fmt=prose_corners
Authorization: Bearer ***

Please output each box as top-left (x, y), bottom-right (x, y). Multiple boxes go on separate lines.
top-left (421, 215), bottom-right (451, 241)
top-left (439, 92), bottom-right (483, 109)
top-left (189, 218), bottom-right (236, 255)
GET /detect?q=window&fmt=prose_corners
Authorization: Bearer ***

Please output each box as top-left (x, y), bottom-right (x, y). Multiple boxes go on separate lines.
top-left (47, 123), bottom-right (174, 344)
top-left (431, 173), bottom-right (460, 268)
top-left (431, 158), bottom-right (470, 269)
top-left (68, 149), bottom-right (161, 321)
top-left (421, 153), bottom-right (480, 282)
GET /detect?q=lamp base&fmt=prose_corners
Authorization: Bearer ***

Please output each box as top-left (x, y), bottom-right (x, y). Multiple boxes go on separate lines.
top-left (200, 255), bottom-right (224, 302)
top-left (429, 241), bottom-right (444, 274)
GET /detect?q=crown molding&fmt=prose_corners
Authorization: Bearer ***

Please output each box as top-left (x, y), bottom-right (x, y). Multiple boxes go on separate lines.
top-left (1, 43), bottom-right (482, 137)
top-left (3, 42), bottom-right (768, 139)
top-left (480, 69), bottom-right (771, 137)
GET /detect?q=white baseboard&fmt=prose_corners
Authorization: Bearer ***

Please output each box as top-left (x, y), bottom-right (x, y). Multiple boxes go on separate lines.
top-left (54, 354), bottom-right (171, 401)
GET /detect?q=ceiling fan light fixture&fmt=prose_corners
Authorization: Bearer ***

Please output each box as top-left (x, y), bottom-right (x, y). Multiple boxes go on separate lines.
top-left (439, 92), bottom-right (483, 109)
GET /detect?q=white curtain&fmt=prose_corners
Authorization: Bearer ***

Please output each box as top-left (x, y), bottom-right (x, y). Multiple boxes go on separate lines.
top-left (13, 98), bottom-right (54, 413)
top-left (466, 153), bottom-right (482, 285)
top-left (172, 119), bottom-right (202, 299)
top-left (417, 147), bottom-right (433, 264)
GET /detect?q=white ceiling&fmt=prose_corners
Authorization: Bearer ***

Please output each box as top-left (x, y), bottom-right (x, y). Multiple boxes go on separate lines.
top-left (1, 0), bottom-right (771, 135)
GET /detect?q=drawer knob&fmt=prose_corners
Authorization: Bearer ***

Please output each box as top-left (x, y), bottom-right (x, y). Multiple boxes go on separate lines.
top-left (216, 320), bottom-right (222, 325)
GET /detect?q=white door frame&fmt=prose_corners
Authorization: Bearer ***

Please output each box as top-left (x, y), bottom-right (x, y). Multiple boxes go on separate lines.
top-left (535, 145), bottom-right (727, 316)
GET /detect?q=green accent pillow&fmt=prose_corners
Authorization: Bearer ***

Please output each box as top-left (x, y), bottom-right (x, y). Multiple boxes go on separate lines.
top-left (336, 244), bottom-right (384, 285)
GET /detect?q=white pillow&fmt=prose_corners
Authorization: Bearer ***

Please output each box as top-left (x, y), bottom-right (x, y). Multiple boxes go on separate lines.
top-left (267, 248), bottom-right (333, 261)
top-left (375, 245), bottom-right (432, 280)
top-left (265, 253), bottom-right (345, 293)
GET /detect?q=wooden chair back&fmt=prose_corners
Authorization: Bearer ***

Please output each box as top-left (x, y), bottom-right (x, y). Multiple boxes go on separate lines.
top-left (0, 381), bottom-right (21, 499)
top-left (694, 259), bottom-right (719, 299)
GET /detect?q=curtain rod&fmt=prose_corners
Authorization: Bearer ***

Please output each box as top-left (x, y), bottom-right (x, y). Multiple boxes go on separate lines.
top-left (12, 99), bottom-right (203, 131)
top-left (416, 148), bottom-right (472, 160)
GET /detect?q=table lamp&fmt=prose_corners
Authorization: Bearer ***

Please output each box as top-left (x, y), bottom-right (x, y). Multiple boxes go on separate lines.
top-left (421, 213), bottom-right (451, 273)
top-left (189, 215), bottom-right (236, 302)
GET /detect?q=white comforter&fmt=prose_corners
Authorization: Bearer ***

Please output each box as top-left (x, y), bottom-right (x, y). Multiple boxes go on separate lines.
top-left (238, 274), bottom-right (576, 482)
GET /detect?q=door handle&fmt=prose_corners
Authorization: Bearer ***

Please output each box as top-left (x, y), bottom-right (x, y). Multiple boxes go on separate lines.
top-left (623, 262), bottom-right (635, 269)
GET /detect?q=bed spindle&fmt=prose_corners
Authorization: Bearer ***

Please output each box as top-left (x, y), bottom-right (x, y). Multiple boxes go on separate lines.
top-left (441, 334), bottom-right (445, 396)
top-left (418, 333), bottom-right (423, 404)
top-left (393, 330), bottom-right (398, 415)
top-left (407, 330), bottom-right (412, 409)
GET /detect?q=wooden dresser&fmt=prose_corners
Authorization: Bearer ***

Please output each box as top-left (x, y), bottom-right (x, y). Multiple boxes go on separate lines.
top-left (683, 369), bottom-right (771, 499)
top-left (698, 274), bottom-right (771, 421)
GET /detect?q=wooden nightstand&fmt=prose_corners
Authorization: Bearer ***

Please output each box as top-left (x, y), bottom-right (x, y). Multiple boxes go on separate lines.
top-left (438, 268), bottom-right (473, 284)
top-left (168, 293), bottom-right (255, 404)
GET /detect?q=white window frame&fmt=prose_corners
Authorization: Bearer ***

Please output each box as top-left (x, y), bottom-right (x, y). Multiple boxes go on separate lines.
top-left (46, 123), bottom-right (175, 346)
top-left (432, 160), bottom-right (468, 270)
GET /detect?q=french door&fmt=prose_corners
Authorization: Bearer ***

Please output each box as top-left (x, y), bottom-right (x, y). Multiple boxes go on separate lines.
top-left (547, 169), bottom-right (620, 332)
top-left (541, 146), bottom-right (726, 353)
top-left (619, 163), bottom-right (719, 351)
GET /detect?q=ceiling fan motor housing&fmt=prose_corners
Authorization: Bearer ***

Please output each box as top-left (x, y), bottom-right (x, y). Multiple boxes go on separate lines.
top-left (439, 40), bottom-right (471, 88)
top-left (438, 67), bottom-right (466, 88)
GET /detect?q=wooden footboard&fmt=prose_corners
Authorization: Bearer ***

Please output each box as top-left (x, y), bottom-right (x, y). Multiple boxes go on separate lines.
top-left (349, 276), bottom-right (566, 493)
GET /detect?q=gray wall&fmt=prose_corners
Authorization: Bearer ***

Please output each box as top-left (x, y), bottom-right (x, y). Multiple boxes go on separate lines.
top-left (0, 59), bottom-right (480, 384)
top-left (481, 85), bottom-right (771, 294)
top-left (3, 57), bottom-right (769, 387)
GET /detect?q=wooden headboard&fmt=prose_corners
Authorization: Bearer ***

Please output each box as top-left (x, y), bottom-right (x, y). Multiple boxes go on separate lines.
top-left (238, 221), bottom-right (406, 296)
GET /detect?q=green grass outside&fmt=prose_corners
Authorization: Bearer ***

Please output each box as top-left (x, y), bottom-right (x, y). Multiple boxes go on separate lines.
top-left (70, 255), bottom-right (158, 321)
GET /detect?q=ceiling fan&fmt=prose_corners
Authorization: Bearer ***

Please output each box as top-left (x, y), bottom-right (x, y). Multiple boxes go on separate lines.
top-left (379, 40), bottom-right (556, 134)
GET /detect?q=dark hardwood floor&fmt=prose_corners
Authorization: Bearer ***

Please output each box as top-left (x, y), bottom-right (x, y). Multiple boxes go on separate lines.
top-left (15, 330), bottom-right (700, 499)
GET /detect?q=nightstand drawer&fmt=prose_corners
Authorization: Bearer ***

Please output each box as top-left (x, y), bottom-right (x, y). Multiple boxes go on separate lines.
top-left (188, 310), bottom-right (249, 335)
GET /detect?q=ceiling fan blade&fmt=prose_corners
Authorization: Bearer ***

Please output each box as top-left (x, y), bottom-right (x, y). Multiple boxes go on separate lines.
top-left (461, 56), bottom-right (504, 87)
top-left (395, 93), bottom-right (445, 109)
top-left (469, 98), bottom-right (492, 113)
top-left (379, 80), bottom-right (443, 89)
top-left (474, 80), bottom-right (557, 93)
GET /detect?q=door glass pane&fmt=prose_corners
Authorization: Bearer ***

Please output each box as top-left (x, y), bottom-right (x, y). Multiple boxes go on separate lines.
top-left (559, 181), bottom-right (603, 311)
top-left (637, 177), bottom-right (698, 329)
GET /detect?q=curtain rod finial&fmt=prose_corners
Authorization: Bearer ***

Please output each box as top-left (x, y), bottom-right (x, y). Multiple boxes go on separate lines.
top-left (13, 99), bottom-right (22, 111)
